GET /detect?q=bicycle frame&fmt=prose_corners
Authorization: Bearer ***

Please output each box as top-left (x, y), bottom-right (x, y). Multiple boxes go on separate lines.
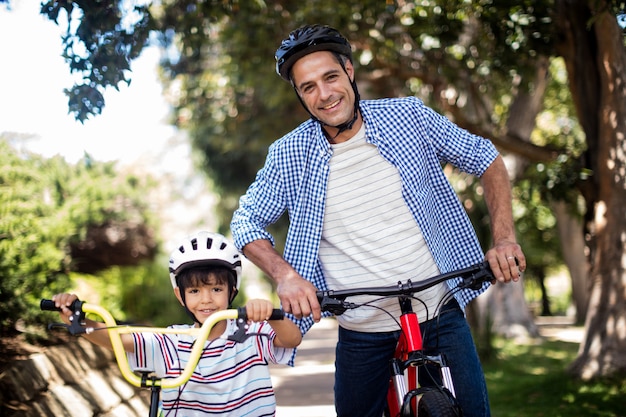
top-left (317, 261), bottom-right (493, 417)
top-left (386, 296), bottom-right (457, 416)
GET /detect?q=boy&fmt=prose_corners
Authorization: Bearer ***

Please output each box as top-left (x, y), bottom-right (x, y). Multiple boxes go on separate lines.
top-left (53, 231), bottom-right (302, 417)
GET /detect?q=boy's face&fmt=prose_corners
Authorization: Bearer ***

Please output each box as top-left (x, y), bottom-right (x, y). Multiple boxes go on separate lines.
top-left (174, 276), bottom-right (230, 324)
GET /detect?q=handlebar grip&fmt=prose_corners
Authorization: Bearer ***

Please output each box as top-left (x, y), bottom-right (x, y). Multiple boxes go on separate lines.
top-left (269, 309), bottom-right (284, 320)
top-left (40, 298), bottom-right (83, 312)
top-left (236, 307), bottom-right (284, 321)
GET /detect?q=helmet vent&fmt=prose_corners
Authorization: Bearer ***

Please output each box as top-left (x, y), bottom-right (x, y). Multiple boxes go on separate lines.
top-left (220, 242), bottom-right (227, 250)
top-left (206, 237), bottom-right (213, 249)
top-left (191, 238), bottom-right (198, 250)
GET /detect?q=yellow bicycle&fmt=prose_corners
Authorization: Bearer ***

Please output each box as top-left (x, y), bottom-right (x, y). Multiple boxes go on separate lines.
top-left (40, 300), bottom-right (284, 417)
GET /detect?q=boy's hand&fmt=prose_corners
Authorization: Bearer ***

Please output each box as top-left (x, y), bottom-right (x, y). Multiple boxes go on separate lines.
top-left (245, 299), bottom-right (276, 322)
top-left (52, 293), bottom-right (79, 324)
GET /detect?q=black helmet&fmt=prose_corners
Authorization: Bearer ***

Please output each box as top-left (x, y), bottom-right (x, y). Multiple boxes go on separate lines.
top-left (275, 25), bottom-right (353, 81)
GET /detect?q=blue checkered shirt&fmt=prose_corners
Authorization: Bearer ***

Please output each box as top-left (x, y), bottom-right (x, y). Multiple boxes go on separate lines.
top-left (231, 96), bottom-right (498, 342)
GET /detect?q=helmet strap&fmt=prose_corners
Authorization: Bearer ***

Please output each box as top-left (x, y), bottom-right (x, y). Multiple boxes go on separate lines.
top-left (228, 287), bottom-right (239, 305)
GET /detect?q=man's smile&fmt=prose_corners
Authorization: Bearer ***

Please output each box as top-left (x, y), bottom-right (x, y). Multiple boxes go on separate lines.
top-left (321, 98), bottom-right (341, 110)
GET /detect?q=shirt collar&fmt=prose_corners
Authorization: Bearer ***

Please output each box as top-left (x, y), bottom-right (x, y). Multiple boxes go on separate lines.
top-left (311, 101), bottom-right (381, 151)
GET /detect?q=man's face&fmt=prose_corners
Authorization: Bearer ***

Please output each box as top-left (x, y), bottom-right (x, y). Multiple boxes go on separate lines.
top-left (291, 51), bottom-right (357, 138)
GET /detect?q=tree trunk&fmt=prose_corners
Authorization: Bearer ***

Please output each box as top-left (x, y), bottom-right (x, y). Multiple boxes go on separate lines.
top-left (537, 268), bottom-right (551, 316)
top-left (486, 277), bottom-right (540, 338)
top-left (503, 55), bottom-right (550, 180)
top-left (556, 0), bottom-right (626, 379)
top-left (551, 200), bottom-right (590, 323)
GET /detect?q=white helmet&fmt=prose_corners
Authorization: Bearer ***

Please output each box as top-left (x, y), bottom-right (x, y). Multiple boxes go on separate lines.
top-left (168, 231), bottom-right (242, 290)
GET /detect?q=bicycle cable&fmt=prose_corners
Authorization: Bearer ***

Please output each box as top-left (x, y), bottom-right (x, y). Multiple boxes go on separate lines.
top-left (340, 295), bottom-right (430, 348)
top-left (356, 293), bottom-right (463, 416)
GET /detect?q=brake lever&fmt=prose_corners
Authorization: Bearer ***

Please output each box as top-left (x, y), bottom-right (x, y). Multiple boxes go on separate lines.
top-left (319, 296), bottom-right (349, 316)
top-left (47, 322), bottom-right (71, 331)
top-left (458, 269), bottom-right (494, 291)
top-left (228, 316), bottom-right (251, 343)
top-left (41, 298), bottom-right (89, 335)
top-left (47, 308), bottom-right (90, 336)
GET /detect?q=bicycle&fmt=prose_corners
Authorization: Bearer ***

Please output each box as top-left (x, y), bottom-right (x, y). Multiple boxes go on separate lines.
top-left (40, 299), bottom-right (284, 417)
top-left (316, 261), bottom-right (495, 417)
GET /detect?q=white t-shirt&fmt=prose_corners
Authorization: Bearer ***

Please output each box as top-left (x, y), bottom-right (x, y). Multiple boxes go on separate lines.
top-left (128, 320), bottom-right (293, 416)
top-left (319, 123), bottom-right (448, 332)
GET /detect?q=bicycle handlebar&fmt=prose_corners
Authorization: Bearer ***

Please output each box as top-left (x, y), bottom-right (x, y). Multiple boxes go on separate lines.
top-left (316, 261), bottom-right (494, 315)
top-left (39, 300), bottom-right (284, 322)
top-left (40, 299), bottom-right (283, 388)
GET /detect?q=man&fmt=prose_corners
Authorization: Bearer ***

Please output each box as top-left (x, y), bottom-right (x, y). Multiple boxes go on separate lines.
top-left (231, 24), bottom-right (526, 417)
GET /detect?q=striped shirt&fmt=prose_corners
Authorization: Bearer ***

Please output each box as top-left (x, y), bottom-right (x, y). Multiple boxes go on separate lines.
top-left (231, 96), bottom-right (498, 357)
top-left (128, 320), bottom-right (293, 416)
top-left (320, 123), bottom-right (448, 331)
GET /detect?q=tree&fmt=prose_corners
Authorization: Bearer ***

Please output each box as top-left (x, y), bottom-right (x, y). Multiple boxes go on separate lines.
top-left (37, 0), bottom-right (626, 378)
top-left (553, 0), bottom-right (626, 379)
top-left (39, 0), bottom-right (153, 122)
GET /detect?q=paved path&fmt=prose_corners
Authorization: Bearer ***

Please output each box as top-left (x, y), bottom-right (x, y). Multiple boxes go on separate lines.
top-left (273, 318), bottom-right (338, 417)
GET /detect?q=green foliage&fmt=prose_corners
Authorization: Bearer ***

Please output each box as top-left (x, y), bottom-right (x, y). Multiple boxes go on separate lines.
top-left (485, 337), bottom-right (626, 416)
top-left (39, 0), bottom-right (591, 233)
top-left (37, 1), bottom-right (618, 217)
top-left (527, 58), bottom-right (589, 208)
top-left (85, 260), bottom-right (189, 327)
top-left (0, 136), bottom-right (157, 334)
top-left (524, 271), bottom-right (572, 316)
top-left (1, 140), bottom-right (71, 333)
top-left (449, 160), bottom-right (570, 316)
top-left (157, 1), bottom-right (314, 221)
top-left (36, 0), bottom-right (594, 287)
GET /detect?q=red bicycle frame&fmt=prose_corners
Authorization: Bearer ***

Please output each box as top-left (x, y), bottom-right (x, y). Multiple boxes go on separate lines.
top-left (386, 296), bottom-right (457, 416)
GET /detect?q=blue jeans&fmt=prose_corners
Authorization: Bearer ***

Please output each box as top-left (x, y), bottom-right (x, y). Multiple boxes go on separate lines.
top-left (334, 299), bottom-right (490, 417)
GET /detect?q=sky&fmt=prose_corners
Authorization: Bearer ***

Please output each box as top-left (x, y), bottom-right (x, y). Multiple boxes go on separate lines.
top-left (0, 1), bottom-right (180, 169)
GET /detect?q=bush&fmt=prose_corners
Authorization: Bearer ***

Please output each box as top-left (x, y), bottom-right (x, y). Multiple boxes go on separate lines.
top-left (0, 137), bottom-right (157, 334)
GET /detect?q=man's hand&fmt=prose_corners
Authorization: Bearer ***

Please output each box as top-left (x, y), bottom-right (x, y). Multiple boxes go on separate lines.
top-left (242, 239), bottom-right (321, 322)
top-left (276, 272), bottom-right (322, 322)
top-left (485, 240), bottom-right (526, 284)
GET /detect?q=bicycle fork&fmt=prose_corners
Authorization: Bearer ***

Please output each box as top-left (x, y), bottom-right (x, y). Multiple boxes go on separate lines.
top-left (387, 297), bottom-right (457, 416)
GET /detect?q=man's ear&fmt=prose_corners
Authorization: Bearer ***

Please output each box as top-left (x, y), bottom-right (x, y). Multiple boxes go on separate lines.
top-left (174, 287), bottom-right (185, 306)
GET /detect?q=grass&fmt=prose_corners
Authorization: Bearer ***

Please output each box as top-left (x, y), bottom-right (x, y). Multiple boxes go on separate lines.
top-left (483, 337), bottom-right (626, 417)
